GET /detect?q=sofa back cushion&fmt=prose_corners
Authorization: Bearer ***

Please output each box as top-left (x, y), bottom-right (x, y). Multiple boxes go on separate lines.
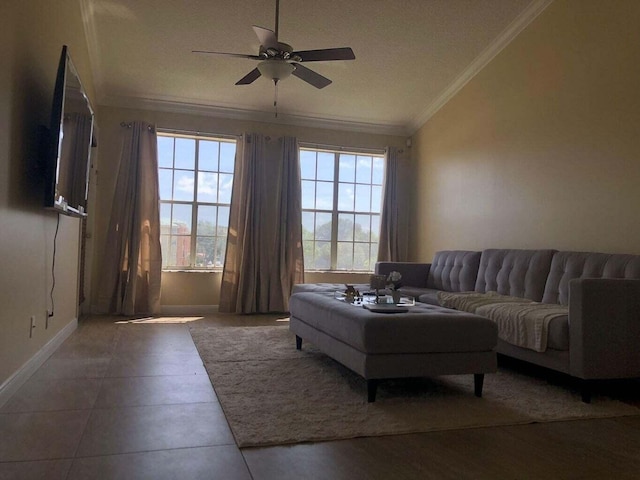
top-left (475, 249), bottom-right (556, 301)
top-left (542, 251), bottom-right (640, 305)
top-left (426, 250), bottom-right (481, 292)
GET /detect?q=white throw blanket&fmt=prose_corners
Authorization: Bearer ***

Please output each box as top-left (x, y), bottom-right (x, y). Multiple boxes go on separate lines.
top-left (438, 291), bottom-right (567, 352)
top-left (437, 291), bottom-right (533, 313)
top-left (475, 302), bottom-right (568, 353)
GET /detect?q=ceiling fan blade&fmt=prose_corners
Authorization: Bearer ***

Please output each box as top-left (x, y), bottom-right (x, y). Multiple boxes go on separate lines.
top-left (192, 50), bottom-right (262, 60)
top-left (252, 25), bottom-right (278, 49)
top-left (292, 47), bottom-right (356, 62)
top-left (291, 63), bottom-right (332, 89)
top-left (235, 68), bottom-right (262, 85)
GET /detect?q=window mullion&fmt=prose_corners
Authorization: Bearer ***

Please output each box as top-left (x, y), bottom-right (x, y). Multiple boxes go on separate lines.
top-left (190, 139), bottom-right (199, 268)
top-left (331, 152), bottom-right (339, 270)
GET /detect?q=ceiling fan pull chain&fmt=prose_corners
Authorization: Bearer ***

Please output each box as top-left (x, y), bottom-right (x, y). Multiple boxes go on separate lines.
top-left (274, 79), bottom-right (279, 118)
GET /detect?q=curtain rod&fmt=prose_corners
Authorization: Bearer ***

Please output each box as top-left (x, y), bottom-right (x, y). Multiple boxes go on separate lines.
top-left (298, 141), bottom-right (389, 155)
top-left (120, 121), bottom-right (155, 132)
top-left (156, 126), bottom-right (239, 141)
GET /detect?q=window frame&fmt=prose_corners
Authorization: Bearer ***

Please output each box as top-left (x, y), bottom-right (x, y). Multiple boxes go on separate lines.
top-left (157, 130), bottom-right (237, 271)
top-left (299, 145), bottom-right (385, 273)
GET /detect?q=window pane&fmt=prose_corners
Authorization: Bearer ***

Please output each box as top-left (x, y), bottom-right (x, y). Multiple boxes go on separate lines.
top-left (369, 243), bottom-right (379, 268)
top-left (173, 170), bottom-right (194, 201)
top-left (353, 242), bottom-right (369, 270)
top-left (355, 214), bottom-right (371, 242)
top-left (337, 242), bottom-right (353, 270)
top-left (197, 205), bottom-right (216, 235)
top-left (315, 212), bottom-right (332, 240)
top-left (370, 214), bottom-right (380, 240)
top-left (172, 204), bottom-right (192, 234)
top-left (196, 236), bottom-right (216, 267)
top-left (174, 138), bottom-right (195, 169)
top-left (338, 183), bottom-right (354, 211)
top-left (159, 169), bottom-right (173, 200)
top-left (218, 206), bottom-right (230, 229)
top-left (315, 181), bottom-right (333, 210)
top-left (355, 184), bottom-right (371, 212)
top-left (160, 235), bottom-right (171, 267)
top-left (302, 212), bottom-right (315, 240)
top-left (199, 140), bottom-right (219, 171)
top-left (337, 213), bottom-right (354, 241)
top-left (314, 241), bottom-right (331, 269)
top-left (356, 156), bottom-right (372, 183)
top-left (317, 152), bottom-right (334, 181)
top-left (160, 203), bottom-right (171, 229)
top-left (371, 185), bottom-right (383, 213)
top-left (218, 173), bottom-right (233, 203)
top-left (213, 238), bottom-right (226, 267)
top-left (301, 180), bottom-right (315, 209)
top-left (174, 235), bottom-right (191, 266)
top-left (197, 172), bottom-right (218, 202)
top-left (219, 142), bottom-right (236, 173)
top-left (339, 154), bottom-right (355, 182)
top-left (157, 137), bottom-right (174, 168)
top-left (372, 157), bottom-right (384, 185)
top-left (300, 151), bottom-right (316, 179)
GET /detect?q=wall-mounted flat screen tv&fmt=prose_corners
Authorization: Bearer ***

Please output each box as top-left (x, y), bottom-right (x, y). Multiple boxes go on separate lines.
top-left (44, 45), bottom-right (95, 217)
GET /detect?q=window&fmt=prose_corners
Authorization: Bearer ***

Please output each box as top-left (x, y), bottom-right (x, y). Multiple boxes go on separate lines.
top-left (157, 132), bottom-right (236, 269)
top-left (300, 147), bottom-right (384, 272)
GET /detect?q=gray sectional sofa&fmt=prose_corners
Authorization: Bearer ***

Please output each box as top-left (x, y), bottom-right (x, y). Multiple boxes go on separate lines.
top-left (374, 249), bottom-right (640, 402)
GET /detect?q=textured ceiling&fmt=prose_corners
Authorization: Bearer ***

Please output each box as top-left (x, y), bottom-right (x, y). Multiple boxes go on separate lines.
top-left (81, 0), bottom-right (549, 134)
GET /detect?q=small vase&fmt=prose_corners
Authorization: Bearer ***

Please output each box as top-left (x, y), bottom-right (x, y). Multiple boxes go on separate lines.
top-left (391, 290), bottom-right (401, 304)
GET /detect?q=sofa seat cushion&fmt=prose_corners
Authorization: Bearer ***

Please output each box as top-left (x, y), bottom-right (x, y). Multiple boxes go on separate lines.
top-left (289, 292), bottom-right (497, 355)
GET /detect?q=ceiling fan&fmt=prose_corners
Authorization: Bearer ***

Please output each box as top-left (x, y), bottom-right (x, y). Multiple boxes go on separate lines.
top-left (193, 0), bottom-right (356, 89)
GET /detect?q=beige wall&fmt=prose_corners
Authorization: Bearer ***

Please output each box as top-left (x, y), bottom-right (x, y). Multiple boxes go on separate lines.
top-left (0, 1), bottom-right (95, 387)
top-left (90, 106), bottom-right (408, 309)
top-left (411, 0), bottom-right (640, 260)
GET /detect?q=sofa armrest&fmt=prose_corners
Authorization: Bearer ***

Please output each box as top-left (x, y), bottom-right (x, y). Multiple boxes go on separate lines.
top-left (375, 262), bottom-right (431, 289)
top-left (568, 278), bottom-right (640, 379)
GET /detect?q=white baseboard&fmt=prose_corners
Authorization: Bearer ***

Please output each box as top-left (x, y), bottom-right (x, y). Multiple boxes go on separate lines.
top-left (0, 318), bottom-right (78, 408)
top-left (160, 305), bottom-right (219, 315)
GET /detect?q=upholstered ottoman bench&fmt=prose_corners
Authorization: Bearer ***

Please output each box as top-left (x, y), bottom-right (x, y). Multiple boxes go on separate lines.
top-left (289, 292), bottom-right (498, 402)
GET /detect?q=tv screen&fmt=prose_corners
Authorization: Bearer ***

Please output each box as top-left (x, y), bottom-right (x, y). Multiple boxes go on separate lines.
top-left (44, 45), bottom-right (95, 217)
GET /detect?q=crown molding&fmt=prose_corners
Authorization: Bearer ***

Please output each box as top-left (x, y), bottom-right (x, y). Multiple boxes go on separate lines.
top-left (99, 94), bottom-right (410, 137)
top-left (408, 0), bottom-right (554, 134)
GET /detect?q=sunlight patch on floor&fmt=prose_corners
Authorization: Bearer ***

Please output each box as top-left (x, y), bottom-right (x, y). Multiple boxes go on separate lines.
top-left (115, 316), bottom-right (205, 324)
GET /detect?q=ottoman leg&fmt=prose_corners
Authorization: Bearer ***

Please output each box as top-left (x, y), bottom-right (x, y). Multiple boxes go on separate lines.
top-left (295, 335), bottom-right (302, 350)
top-left (367, 379), bottom-right (379, 403)
top-left (474, 374), bottom-right (485, 397)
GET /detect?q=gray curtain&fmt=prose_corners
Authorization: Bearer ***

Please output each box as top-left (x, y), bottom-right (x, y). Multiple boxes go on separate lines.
top-left (97, 122), bottom-right (162, 315)
top-left (219, 133), bottom-right (304, 313)
top-left (377, 146), bottom-right (400, 262)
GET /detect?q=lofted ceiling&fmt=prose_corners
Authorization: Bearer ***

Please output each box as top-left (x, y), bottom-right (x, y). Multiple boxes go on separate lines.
top-left (80, 0), bottom-right (550, 135)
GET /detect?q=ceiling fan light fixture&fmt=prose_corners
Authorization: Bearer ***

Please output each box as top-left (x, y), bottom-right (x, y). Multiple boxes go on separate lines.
top-left (258, 59), bottom-right (295, 81)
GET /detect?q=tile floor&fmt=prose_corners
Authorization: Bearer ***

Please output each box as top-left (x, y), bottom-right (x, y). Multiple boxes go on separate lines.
top-left (1, 314), bottom-right (639, 479)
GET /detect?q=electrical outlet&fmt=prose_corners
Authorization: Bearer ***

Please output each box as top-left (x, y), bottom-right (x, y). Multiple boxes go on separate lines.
top-left (29, 316), bottom-right (36, 338)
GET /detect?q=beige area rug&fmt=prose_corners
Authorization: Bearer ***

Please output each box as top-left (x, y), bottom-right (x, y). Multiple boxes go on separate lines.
top-left (188, 325), bottom-right (640, 448)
